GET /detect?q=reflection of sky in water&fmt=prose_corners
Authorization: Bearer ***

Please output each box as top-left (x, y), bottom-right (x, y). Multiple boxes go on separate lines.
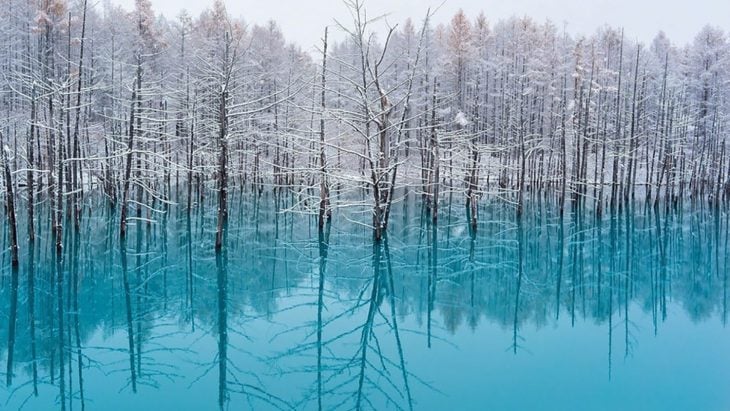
top-left (1, 195), bottom-right (729, 410)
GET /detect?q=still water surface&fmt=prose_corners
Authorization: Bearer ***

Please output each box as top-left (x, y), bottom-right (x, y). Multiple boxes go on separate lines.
top-left (1, 195), bottom-right (729, 410)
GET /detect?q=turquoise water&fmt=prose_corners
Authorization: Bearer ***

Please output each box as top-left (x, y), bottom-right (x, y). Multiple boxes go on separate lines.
top-left (1, 194), bottom-right (729, 410)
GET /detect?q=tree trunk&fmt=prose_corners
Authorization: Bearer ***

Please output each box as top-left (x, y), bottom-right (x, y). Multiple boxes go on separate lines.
top-left (318, 27), bottom-right (331, 230)
top-left (0, 131), bottom-right (19, 267)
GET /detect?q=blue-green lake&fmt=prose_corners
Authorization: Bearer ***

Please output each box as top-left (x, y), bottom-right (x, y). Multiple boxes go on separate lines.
top-left (1, 194), bottom-right (729, 410)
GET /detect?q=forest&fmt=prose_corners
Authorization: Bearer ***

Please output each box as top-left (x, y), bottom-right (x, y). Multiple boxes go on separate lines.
top-left (0, 0), bottom-right (728, 253)
top-left (1, 0), bottom-right (730, 409)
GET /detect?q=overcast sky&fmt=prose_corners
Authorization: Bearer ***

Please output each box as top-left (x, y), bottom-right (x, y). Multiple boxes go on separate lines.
top-left (113, 0), bottom-right (728, 52)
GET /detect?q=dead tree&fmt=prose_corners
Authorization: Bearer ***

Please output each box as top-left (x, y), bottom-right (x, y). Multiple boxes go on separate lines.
top-left (120, 60), bottom-right (142, 239)
top-left (318, 27), bottom-right (331, 230)
top-left (215, 32), bottom-right (233, 252)
top-left (0, 131), bottom-right (19, 267)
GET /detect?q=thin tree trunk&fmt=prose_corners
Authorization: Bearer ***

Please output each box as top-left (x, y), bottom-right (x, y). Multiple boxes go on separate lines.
top-left (120, 59), bottom-right (141, 238)
top-left (215, 34), bottom-right (231, 252)
top-left (0, 131), bottom-right (19, 267)
top-left (318, 27), bottom-right (331, 230)
top-left (70, 0), bottom-right (89, 229)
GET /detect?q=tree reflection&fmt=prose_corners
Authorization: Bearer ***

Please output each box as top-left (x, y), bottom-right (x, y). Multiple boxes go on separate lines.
top-left (216, 243), bottom-right (228, 409)
top-left (120, 235), bottom-right (137, 393)
top-left (1, 195), bottom-right (728, 409)
top-left (5, 264), bottom-right (18, 386)
top-left (384, 236), bottom-right (413, 411)
top-left (316, 221), bottom-right (330, 411)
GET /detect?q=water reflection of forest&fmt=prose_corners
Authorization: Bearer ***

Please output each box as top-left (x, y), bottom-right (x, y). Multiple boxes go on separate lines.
top-left (1, 194), bottom-right (728, 408)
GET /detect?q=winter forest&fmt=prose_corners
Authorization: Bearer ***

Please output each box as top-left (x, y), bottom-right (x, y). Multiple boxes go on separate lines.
top-left (1, 0), bottom-right (729, 409)
top-left (0, 0), bottom-right (728, 248)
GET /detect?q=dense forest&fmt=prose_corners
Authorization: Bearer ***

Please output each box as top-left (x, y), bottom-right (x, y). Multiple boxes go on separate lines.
top-left (2, 1), bottom-right (729, 409)
top-left (0, 0), bottom-right (728, 250)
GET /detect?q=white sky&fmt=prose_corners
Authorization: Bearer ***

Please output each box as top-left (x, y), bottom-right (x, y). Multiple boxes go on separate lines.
top-left (112, 0), bottom-right (729, 52)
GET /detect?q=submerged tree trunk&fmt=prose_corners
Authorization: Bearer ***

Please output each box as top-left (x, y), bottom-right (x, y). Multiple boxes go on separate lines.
top-left (120, 60), bottom-right (142, 239)
top-left (215, 33), bottom-right (231, 252)
top-left (1, 131), bottom-right (19, 267)
top-left (430, 78), bottom-right (440, 224)
top-left (610, 31), bottom-right (625, 210)
top-left (70, 0), bottom-right (89, 230)
top-left (28, 83), bottom-right (37, 243)
top-left (318, 27), bottom-right (331, 230)
top-left (624, 46), bottom-right (641, 202)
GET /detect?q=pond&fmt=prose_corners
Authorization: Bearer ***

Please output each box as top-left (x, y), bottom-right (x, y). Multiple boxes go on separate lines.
top-left (1, 193), bottom-right (729, 410)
